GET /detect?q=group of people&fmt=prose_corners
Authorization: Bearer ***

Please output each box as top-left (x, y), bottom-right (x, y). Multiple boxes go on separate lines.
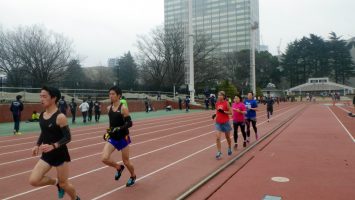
top-left (28, 86), bottom-right (135, 199)
top-left (57, 96), bottom-right (102, 123)
top-left (212, 91), bottom-right (276, 159)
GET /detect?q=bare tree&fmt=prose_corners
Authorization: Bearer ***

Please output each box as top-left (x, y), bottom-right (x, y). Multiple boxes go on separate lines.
top-left (0, 25), bottom-right (73, 87)
top-left (164, 24), bottom-right (185, 89)
top-left (137, 26), bottom-right (168, 90)
top-left (193, 32), bottom-right (222, 88)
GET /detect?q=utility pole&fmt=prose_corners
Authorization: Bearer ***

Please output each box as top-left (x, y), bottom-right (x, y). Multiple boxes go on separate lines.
top-left (188, 0), bottom-right (195, 103)
top-left (250, 21), bottom-right (258, 95)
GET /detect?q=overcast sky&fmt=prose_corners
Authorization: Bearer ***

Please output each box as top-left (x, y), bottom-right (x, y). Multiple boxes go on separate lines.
top-left (0, 0), bottom-right (354, 67)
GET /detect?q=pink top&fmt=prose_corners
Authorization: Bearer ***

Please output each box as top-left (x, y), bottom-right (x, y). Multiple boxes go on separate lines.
top-left (232, 102), bottom-right (246, 122)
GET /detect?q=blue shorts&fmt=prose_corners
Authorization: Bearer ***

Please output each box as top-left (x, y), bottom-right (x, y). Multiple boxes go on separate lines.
top-left (215, 122), bottom-right (232, 133)
top-left (108, 136), bottom-right (131, 151)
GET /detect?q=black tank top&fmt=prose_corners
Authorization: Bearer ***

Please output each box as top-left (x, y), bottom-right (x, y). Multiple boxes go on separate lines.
top-left (108, 104), bottom-right (129, 139)
top-left (39, 110), bottom-right (65, 145)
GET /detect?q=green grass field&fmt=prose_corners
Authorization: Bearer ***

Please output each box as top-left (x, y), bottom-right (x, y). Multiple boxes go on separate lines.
top-left (0, 109), bottom-right (204, 136)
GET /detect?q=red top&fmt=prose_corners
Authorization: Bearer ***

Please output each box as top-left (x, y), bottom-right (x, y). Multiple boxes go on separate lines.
top-left (215, 100), bottom-right (230, 124)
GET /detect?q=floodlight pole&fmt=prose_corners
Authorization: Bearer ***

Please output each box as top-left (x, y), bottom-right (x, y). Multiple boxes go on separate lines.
top-left (250, 21), bottom-right (258, 95)
top-left (188, 0), bottom-right (195, 103)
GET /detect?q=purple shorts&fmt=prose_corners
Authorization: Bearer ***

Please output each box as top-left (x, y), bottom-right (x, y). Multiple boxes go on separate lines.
top-left (108, 136), bottom-right (131, 151)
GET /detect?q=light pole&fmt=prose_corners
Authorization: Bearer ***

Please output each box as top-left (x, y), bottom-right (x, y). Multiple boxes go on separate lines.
top-left (188, 0), bottom-right (195, 103)
top-left (250, 21), bottom-right (258, 95)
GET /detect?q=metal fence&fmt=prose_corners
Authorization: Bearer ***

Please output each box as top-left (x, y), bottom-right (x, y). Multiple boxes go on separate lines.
top-left (0, 87), bottom-right (177, 104)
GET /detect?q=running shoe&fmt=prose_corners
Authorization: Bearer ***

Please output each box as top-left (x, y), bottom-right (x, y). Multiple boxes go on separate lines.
top-left (234, 143), bottom-right (238, 148)
top-left (216, 151), bottom-right (222, 160)
top-left (227, 148), bottom-right (232, 156)
top-left (243, 141), bottom-right (247, 147)
top-left (57, 184), bottom-right (65, 199)
top-left (126, 176), bottom-right (136, 187)
top-left (115, 165), bottom-right (125, 181)
top-left (255, 133), bottom-right (259, 140)
top-left (76, 196), bottom-right (81, 200)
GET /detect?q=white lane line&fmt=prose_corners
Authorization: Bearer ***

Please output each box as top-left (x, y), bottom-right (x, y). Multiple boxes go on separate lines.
top-left (0, 117), bottom-right (212, 159)
top-left (1, 104), bottom-right (302, 199)
top-left (0, 104), bottom-right (297, 166)
top-left (1, 105), bottom-right (301, 199)
top-left (0, 111), bottom-right (208, 143)
top-left (2, 131), bottom-right (214, 200)
top-left (0, 113), bottom-right (209, 149)
top-left (0, 121), bottom-right (215, 178)
top-left (327, 107), bottom-right (355, 143)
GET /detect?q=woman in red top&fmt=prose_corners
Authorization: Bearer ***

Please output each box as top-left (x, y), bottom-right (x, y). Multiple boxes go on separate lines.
top-left (213, 91), bottom-right (232, 159)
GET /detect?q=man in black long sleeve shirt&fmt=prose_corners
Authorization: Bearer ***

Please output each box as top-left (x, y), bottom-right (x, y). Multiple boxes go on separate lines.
top-left (10, 95), bottom-right (24, 135)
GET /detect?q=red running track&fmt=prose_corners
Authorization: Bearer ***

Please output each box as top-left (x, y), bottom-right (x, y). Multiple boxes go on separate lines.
top-left (0, 102), bottom-right (301, 200)
top-left (189, 103), bottom-right (355, 200)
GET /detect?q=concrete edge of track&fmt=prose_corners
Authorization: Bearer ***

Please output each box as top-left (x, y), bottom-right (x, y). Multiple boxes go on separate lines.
top-left (176, 104), bottom-right (307, 200)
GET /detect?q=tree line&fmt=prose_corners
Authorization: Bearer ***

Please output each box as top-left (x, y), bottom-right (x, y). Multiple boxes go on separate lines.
top-left (0, 24), bottom-right (353, 94)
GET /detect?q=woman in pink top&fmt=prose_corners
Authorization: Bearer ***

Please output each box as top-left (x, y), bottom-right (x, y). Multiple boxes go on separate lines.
top-left (232, 95), bottom-right (247, 148)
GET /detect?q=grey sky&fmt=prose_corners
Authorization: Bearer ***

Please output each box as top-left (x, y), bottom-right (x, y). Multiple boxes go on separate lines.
top-left (0, 0), bottom-right (354, 67)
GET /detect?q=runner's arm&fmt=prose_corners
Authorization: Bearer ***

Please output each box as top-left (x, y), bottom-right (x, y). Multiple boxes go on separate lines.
top-left (54, 113), bottom-right (71, 148)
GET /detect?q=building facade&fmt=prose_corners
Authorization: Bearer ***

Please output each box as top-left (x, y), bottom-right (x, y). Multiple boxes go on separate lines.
top-left (164, 0), bottom-right (260, 83)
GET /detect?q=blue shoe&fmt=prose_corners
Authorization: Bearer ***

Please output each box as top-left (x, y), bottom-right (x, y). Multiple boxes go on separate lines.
top-left (228, 148), bottom-right (232, 156)
top-left (126, 176), bottom-right (136, 187)
top-left (57, 184), bottom-right (65, 199)
top-left (216, 151), bottom-right (222, 160)
top-left (115, 165), bottom-right (125, 181)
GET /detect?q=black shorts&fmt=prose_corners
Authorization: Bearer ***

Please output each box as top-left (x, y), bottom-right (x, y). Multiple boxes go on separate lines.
top-left (267, 107), bottom-right (273, 113)
top-left (41, 145), bottom-right (71, 167)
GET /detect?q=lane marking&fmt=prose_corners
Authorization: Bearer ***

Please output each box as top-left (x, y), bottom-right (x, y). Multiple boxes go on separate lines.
top-left (327, 107), bottom-right (355, 143)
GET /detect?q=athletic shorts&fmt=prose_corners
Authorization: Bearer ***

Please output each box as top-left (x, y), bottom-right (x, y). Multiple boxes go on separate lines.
top-left (108, 136), bottom-right (131, 151)
top-left (215, 122), bottom-right (232, 133)
top-left (267, 107), bottom-right (273, 113)
top-left (41, 146), bottom-right (71, 167)
top-left (246, 118), bottom-right (257, 122)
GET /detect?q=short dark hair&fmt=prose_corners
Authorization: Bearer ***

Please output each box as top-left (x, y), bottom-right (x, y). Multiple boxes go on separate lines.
top-left (235, 95), bottom-right (242, 101)
top-left (41, 86), bottom-right (61, 103)
top-left (16, 95), bottom-right (22, 100)
top-left (248, 91), bottom-right (254, 96)
top-left (109, 86), bottom-right (122, 96)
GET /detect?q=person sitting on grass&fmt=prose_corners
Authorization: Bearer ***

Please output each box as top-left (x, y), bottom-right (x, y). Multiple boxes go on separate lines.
top-left (27, 111), bottom-right (40, 122)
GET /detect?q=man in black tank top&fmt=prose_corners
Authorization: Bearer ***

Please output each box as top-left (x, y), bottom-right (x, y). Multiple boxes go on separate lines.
top-left (102, 86), bottom-right (136, 187)
top-left (29, 86), bottom-right (80, 200)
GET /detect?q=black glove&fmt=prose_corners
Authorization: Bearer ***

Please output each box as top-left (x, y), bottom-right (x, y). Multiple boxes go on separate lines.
top-left (212, 114), bottom-right (216, 119)
top-left (217, 109), bottom-right (225, 114)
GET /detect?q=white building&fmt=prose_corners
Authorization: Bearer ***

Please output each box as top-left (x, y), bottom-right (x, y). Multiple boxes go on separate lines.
top-left (165, 0), bottom-right (260, 83)
top-left (107, 58), bottom-right (119, 68)
top-left (287, 78), bottom-right (354, 96)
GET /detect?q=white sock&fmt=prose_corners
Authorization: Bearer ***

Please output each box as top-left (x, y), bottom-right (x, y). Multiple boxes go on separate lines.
top-left (54, 178), bottom-right (58, 186)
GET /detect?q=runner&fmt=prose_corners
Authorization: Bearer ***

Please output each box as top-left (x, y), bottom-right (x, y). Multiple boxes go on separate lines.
top-left (87, 97), bottom-right (94, 122)
top-left (79, 100), bottom-right (89, 123)
top-left (10, 95), bottom-right (24, 135)
top-left (29, 86), bottom-right (80, 200)
top-left (244, 91), bottom-right (259, 142)
top-left (213, 91), bottom-right (232, 159)
top-left (232, 95), bottom-right (247, 148)
top-left (94, 99), bottom-right (101, 122)
top-left (264, 92), bottom-right (274, 122)
top-left (102, 86), bottom-right (136, 187)
top-left (69, 98), bottom-right (77, 124)
top-left (58, 96), bottom-right (68, 115)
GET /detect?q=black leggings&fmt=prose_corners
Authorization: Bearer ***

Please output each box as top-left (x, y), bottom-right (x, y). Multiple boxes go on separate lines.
top-left (267, 107), bottom-right (273, 119)
top-left (233, 122), bottom-right (246, 143)
top-left (245, 119), bottom-right (257, 137)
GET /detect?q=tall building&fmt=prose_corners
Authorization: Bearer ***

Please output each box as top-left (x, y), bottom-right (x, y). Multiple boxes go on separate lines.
top-left (165, 0), bottom-right (260, 83)
top-left (107, 58), bottom-right (119, 68)
top-left (164, 0), bottom-right (260, 53)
